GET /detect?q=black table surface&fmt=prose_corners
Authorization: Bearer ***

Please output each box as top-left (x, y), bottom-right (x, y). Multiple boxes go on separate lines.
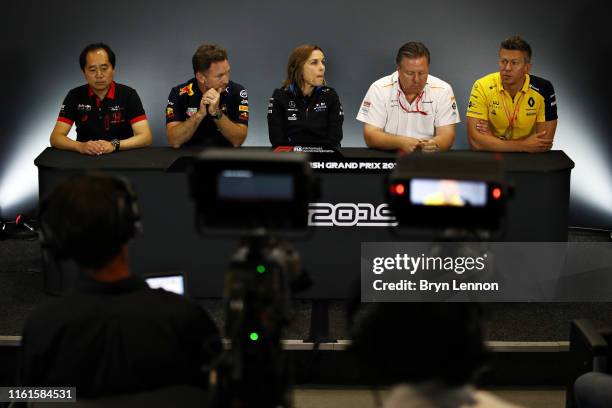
top-left (34, 147), bottom-right (576, 298)
top-left (34, 147), bottom-right (574, 173)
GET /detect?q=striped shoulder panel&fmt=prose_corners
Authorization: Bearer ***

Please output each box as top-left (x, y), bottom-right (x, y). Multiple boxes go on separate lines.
top-left (528, 75), bottom-right (555, 99)
top-left (529, 75), bottom-right (557, 121)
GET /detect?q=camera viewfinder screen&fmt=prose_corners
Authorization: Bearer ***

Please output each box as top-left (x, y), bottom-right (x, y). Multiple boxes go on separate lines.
top-left (410, 178), bottom-right (487, 207)
top-left (218, 170), bottom-right (294, 201)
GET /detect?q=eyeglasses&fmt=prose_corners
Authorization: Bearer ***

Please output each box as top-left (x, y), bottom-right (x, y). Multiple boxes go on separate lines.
top-left (397, 90), bottom-right (428, 115)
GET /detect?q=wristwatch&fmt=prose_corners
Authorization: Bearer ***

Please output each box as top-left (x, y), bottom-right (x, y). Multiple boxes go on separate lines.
top-left (110, 139), bottom-right (120, 152)
top-left (212, 110), bottom-right (223, 120)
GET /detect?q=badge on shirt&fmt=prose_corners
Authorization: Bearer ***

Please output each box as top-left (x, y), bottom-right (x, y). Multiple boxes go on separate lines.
top-left (111, 111), bottom-right (124, 124)
top-left (179, 83), bottom-right (194, 96)
top-left (314, 102), bottom-right (327, 113)
top-left (166, 107), bottom-right (175, 119)
top-left (360, 101), bottom-right (371, 115)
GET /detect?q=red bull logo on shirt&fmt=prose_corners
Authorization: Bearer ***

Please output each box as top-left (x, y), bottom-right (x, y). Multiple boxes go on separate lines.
top-left (179, 83), bottom-right (194, 96)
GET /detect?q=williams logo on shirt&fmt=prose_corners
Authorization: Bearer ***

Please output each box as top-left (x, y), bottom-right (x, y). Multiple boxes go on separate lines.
top-left (314, 102), bottom-right (327, 113)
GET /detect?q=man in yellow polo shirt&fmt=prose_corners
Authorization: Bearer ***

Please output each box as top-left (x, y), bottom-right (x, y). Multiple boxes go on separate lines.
top-left (466, 36), bottom-right (558, 152)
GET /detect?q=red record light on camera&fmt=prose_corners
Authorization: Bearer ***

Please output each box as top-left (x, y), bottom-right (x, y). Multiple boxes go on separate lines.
top-left (492, 187), bottom-right (502, 200)
top-left (390, 183), bottom-right (406, 196)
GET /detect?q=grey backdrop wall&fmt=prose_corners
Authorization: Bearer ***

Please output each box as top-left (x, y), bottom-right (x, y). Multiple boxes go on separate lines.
top-left (1, 0), bottom-right (611, 228)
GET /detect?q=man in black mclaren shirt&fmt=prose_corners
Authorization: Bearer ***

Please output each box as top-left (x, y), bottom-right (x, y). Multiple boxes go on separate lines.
top-left (50, 43), bottom-right (152, 155)
top-left (166, 44), bottom-right (248, 148)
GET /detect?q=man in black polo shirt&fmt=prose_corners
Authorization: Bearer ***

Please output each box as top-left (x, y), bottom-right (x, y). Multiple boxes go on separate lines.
top-left (166, 44), bottom-right (248, 148)
top-left (21, 173), bottom-right (221, 397)
top-left (50, 43), bottom-right (152, 155)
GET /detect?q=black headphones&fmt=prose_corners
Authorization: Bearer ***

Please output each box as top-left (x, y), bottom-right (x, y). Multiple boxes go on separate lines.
top-left (111, 175), bottom-right (142, 244)
top-left (39, 174), bottom-right (142, 259)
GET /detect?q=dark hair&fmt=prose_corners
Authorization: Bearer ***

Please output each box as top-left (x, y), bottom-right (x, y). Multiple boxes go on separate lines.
top-left (283, 44), bottom-right (324, 89)
top-left (396, 41), bottom-right (431, 65)
top-left (79, 43), bottom-right (116, 71)
top-left (39, 173), bottom-right (138, 270)
top-left (192, 44), bottom-right (228, 75)
top-left (500, 36), bottom-right (532, 62)
top-left (349, 302), bottom-right (487, 386)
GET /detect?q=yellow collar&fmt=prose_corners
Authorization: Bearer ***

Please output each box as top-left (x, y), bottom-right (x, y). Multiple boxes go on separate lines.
top-left (495, 72), bottom-right (530, 96)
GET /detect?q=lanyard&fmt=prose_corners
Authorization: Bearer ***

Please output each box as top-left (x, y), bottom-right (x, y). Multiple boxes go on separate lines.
top-left (397, 89), bottom-right (427, 115)
top-left (500, 90), bottom-right (524, 139)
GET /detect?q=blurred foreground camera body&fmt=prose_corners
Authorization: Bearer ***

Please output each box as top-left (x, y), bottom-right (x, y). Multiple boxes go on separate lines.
top-left (225, 238), bottom-right (302, 341)
top-left (387, 152), bottom-right (510, 231)
top-left (189, 149), bottom-right (317, 407)
top-left (221, 237), bottom-right (300, 407)
top-left (189, 148), bottom-right (318, 233)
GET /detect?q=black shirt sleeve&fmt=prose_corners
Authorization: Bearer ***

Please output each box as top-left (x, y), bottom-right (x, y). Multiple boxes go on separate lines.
top-left (19, 318), bottom-right (36, 386)
top-left (58, 90), bottom-right (77, 125)
top-left (166, 87), bottom-right (185, 123)
top-left (531, 76), bottom-right (558, 121)
top-left (267, 89), bottom-right (287, 146)
top-left (125, 88), bottom-right (147, 123)
top-left (326, 88), bottom-right (344, 147)
top-left (19, 310), bottom-right (51, 387)
top-left (544, 82), bottom-right (558, 121)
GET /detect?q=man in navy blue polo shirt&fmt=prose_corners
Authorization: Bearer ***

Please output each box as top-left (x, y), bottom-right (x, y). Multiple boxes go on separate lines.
top-left (166, 44), bottom-right (248, 148)
top-left (50, 43), bottom-right (152, 155)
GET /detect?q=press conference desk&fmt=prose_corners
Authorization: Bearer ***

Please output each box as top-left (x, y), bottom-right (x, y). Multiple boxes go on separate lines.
top-left (35, 147), bottom-right (574, 298)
